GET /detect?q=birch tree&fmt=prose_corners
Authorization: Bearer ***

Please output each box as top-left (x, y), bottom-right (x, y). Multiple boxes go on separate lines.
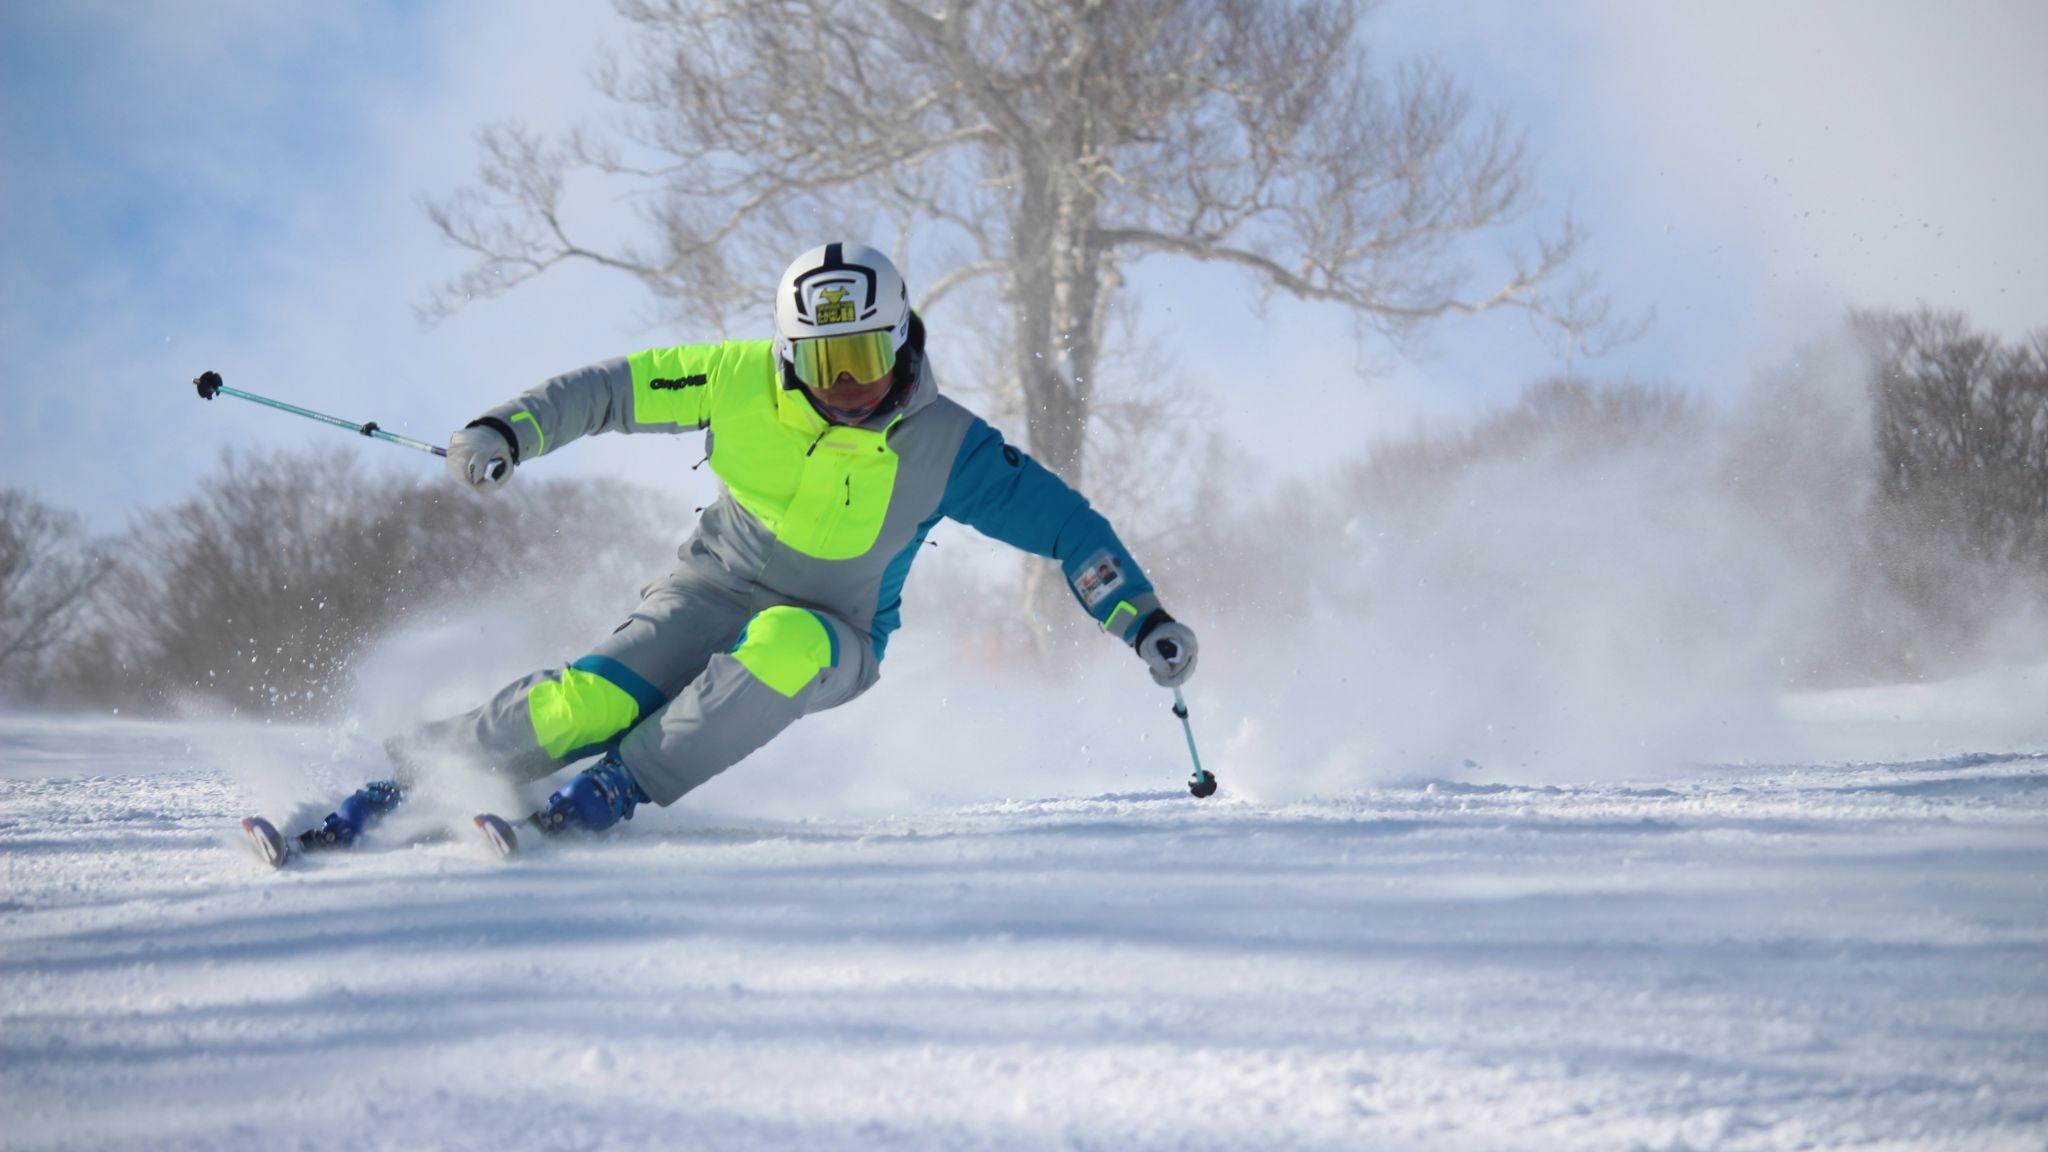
top-left (428, 0), bottom-right (1601, 489)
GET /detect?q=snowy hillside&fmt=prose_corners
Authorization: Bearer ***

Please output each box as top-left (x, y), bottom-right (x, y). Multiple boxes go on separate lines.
top-left (2, 709), bottom-right (2044, 1151)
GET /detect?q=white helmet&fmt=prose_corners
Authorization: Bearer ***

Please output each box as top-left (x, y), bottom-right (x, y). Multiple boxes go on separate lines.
top-left (773, 243), bottom-right (911, 389)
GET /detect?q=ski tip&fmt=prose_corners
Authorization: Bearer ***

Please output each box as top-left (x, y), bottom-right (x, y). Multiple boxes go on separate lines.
top-left (473, 813), bottom-right (520, 859)
top-left (241, 816), bottom-right (288, 870)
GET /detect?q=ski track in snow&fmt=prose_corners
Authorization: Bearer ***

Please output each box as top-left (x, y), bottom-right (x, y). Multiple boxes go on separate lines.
top-left (1, 717), bottom-right (2045, 1151)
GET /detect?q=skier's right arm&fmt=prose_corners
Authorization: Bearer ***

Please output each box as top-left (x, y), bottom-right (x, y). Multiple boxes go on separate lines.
top-left (449, 341), bottom-right (755, 491)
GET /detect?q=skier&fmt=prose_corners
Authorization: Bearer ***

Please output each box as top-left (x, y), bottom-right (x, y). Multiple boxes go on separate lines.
top-left (287, 243), bottom-right (1198, 855)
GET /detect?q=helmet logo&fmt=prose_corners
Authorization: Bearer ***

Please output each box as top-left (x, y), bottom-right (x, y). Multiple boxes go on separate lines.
top-left (814, 285), bottom-right (856, 326)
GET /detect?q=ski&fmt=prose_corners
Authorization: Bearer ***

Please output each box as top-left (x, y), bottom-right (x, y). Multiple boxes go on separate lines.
top-left (473, 812), bottom-right (522, 859)
top-left (471, 807), bottom-right (615, 860)
top-left (245, 777), bottom-right (610, 869)
top-left (238, 816), bottom-right (467, 870)
top-left (241, 816), bottom-right (289, 870)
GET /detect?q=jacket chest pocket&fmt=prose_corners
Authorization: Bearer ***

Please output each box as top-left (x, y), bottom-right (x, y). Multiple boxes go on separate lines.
top-left (782, 440), bottom-right (899, 559)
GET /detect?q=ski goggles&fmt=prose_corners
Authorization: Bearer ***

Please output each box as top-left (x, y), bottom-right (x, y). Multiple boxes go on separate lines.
top-left (788, 329), bottom-right (898, 388)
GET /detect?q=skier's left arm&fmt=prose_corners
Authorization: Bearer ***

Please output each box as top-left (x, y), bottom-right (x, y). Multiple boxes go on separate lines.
top-left (940, 418), bottom-right (1198, 687)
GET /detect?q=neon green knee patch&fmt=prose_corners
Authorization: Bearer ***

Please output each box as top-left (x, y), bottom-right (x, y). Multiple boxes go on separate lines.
top-left (731, 607), bottom-right (838, 698)
top-left (527, 666), bottom-right (640, 759)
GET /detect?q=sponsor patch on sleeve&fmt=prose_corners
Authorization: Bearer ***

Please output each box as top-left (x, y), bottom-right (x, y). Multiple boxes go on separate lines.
top-left (1071, 550), bottom-right (1125, 610)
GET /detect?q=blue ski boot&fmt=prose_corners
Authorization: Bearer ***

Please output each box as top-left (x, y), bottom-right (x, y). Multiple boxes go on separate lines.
top-left (531, 755), bottom-right (649, 836)
top-left (300, 780), bottom-right (406, 851)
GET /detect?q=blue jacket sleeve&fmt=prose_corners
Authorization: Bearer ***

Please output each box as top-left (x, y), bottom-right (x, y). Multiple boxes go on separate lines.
top-left (939, 418), bottom-right (1162, 642)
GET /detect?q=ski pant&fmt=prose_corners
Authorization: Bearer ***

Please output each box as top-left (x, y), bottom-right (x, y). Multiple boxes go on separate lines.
top-left (388, 564), bottom-right (879, 806)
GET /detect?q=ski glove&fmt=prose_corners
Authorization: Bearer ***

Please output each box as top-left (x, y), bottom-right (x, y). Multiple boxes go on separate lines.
top-left (1134, 611), bottom-right (1199, 689)
top-left (445, 422), bottom-right (516, 492)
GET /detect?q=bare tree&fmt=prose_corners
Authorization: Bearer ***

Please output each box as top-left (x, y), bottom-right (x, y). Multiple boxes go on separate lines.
top-left (0, 489), bottom-right (109, 692)
top-left (428, 0), bottom-right (1606, 488)
top-left (55, 448), bottom-right (674, 717)
top-left (1856, 307), bottom-right (2048, 571)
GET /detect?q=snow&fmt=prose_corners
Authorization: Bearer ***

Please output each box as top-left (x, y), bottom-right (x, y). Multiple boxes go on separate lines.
top-left (3, 704), bottom-right (2045, 1151)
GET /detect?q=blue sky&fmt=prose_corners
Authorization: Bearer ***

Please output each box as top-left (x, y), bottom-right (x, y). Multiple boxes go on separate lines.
top-left (3, 0), bottom-right (2043, 531)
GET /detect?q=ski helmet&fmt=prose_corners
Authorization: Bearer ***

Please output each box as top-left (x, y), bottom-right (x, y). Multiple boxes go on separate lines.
top-left (773, 242), bottom-right (912, 390)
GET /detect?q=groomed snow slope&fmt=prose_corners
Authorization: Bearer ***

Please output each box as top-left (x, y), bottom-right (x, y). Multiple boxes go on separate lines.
top-left (2, 715), bottom-right (2045, 1151)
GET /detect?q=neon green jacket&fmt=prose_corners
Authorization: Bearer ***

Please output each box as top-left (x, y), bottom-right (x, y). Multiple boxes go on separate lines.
top-left (472, 330), bottom-right (1161, 659)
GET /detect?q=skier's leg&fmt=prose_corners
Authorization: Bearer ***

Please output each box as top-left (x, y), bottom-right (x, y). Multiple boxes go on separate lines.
top-left (383, 568), bottom-right (752, 788)
top-left (614, 603), bottom-right (879, 805)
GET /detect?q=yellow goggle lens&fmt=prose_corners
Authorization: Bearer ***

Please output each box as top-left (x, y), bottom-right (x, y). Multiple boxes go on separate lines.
top-left (790, 330), bottom-right (897, 388)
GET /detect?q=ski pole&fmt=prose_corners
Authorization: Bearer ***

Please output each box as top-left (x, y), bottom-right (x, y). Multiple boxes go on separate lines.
top-left (191, 370), bottom-right (498, 476)
top-left (1173, 687), bottom-right (1219, 798)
